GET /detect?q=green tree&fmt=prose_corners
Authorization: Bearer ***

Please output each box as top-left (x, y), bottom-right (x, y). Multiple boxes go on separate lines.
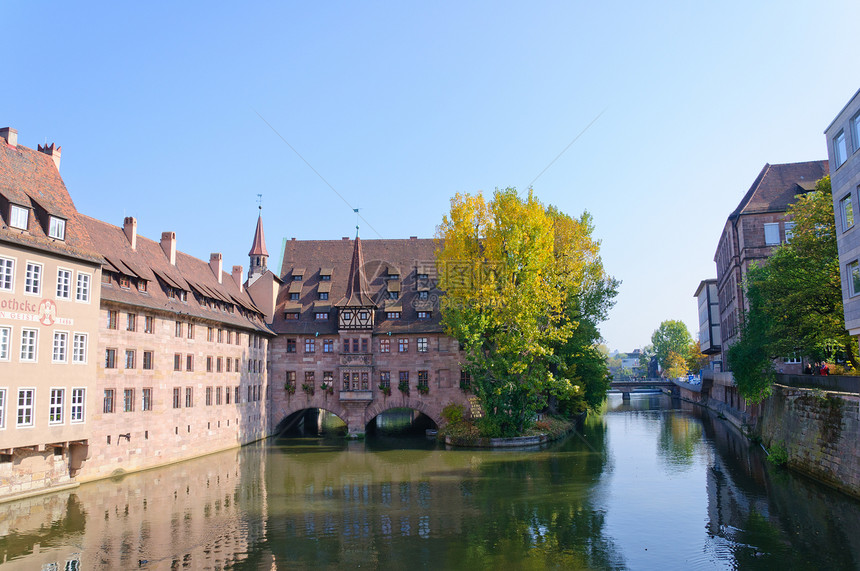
top-left (436, 188), bottom-right (618, 436)
top-left (686, 340), bottom-right (710, 373)
top-left (664, 351), bottom-right (688, 379)
top-left (650, 320), bottom-right (692, 371)
top-left (728, 176), bottom-right (859, 402)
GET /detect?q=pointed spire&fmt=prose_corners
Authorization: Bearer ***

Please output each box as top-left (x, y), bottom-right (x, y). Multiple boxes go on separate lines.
top-left (248, 212), bottom-right (269, 257)
top-left (339, 234), bottom-right (375, 307)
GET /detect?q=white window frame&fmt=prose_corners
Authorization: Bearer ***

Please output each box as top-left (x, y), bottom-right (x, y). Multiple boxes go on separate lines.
top-left (48, 216), bottom-right (66, 240)
top-left (72, 333), bottom-right (87, 364)
top-left (784, 221), bottom-right (795, 243)
top-left (16, 388), bottom-right (35, 427)
top-left (20, 328), bottom-right (38, 362)
top-left (75, 272), bottom-right (91, 303)
top-left (49, 388), bottom-right (65, 425)
top-left (0, 388), bottom-right (6, 429)
top-left (835, 130), bottom-right (848, 167)
top-left (849, 260), bottom-right (860, 297)
top-left (841, 193), bottom-right (855, 232)
top-left (0, 256), bottom-right (13, 292)
top-left (0, 326), bottom-right (10, 361)
top-left (52, 330), bottom-right (68, 363)
top-left (764, 223), bottom-right (780, 245)
top-left (9, 204), bottom-right (28, 230)
top-left (852, 111), bottom-right (860, 155)
top-left (70, 388), bottom-right (85, 423)
top-left (24, 261), bottom-right (42, 295)
top-left (56, 267), bottom-right (72, 299)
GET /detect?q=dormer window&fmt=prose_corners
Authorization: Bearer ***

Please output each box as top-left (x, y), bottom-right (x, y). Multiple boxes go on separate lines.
top-left (48, 216), bottom-right (66, 240)
top-left (119, 275), bottom-right (131, 289)
top-left (321, 274), bottom-right (331, 281)
top-left (9, 204), bottom-right (28, 230)
top-left (417, 273), bottom-right (429, 280)
top-left (290, 292), bottom-right (299, 301)
top-left (388, 291), bottom-right (399, 300)
top-left (418, 291), bottom-right (429, 300)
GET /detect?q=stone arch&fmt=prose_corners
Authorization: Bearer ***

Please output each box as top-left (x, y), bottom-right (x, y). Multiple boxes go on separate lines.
top-left (364, 398), bottom-right (443, 430)
top-left (273, 401), bottom-right (349, 434)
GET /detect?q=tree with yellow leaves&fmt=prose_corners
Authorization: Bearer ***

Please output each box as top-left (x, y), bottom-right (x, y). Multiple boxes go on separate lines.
top-left (436, 188), bottom-right (618, 436)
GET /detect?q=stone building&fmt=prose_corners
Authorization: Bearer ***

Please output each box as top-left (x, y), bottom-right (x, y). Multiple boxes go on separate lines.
top-left (825, 88), bottom-right (860, 340)
top-left (714, 160), bottom-right (829, 360)
top-left (0, 128), bottom-right (103, 498)
top-left (267, 233), bottom-right (470, 436)
top-left (78, 214), bottom-right (273, 481)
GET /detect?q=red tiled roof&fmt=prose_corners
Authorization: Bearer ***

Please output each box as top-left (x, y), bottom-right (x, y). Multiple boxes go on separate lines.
top-left (338, 234), bottom-right (375, 307)
top-left (248, 214), bottom-right (268, 257)
top-left (0, 141), bottom-right (101, 264)
top-left (729, 160), bottom-right (830, 219)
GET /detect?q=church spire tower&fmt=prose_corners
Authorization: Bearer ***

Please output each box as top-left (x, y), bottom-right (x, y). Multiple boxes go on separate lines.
top-left (248, 200), bottom-right (269, 284)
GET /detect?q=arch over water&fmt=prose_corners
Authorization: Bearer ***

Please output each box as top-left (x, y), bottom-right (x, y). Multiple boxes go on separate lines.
top-left (364, 400), bottom-right (442, 430)
top-left (274, 406), bottom-right (348, 435)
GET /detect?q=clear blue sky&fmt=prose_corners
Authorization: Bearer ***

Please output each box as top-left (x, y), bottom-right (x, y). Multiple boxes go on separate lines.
top-left (4, 1), bottom-right (859, 351)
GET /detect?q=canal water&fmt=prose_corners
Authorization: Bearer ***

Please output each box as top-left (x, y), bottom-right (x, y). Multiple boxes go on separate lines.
top-left (3, 394), bottom-right (860, 570)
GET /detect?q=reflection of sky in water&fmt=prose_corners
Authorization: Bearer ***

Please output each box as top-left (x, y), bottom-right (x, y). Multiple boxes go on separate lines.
top-left (3, 394), bottom-right (860, 570)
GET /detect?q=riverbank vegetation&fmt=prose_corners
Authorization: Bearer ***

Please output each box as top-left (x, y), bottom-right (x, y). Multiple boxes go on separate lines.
top-left (728, 176), bottom-right (860, 402)
top-left (436, 188), bottom-right (618, 437)
top-left (438, 404), bottom-right (576, 445)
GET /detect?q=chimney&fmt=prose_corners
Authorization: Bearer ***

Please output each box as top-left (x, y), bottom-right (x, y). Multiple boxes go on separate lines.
top-left (37, 143), bottom-right (61, 171)
top-left (123, 217), bottom-right (137, 250)
top-left (0, 127), bottom-right (17, 148)
top-left (209, 253), bottom-right (223, 284)
top-left (160, 232), bottom-right (176, 265)
top-left (232, 265), bottom-right (244, 292)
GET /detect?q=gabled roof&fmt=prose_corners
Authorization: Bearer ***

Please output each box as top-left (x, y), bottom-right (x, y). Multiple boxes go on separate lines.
top-left (729, 160), bottom-right (829, 220)
top-left (337, 234), bottom-right (375, 307)
top-left (248, 213), bottom-right (268, 257)
top-left (0, 141), bottom-right (101, 264)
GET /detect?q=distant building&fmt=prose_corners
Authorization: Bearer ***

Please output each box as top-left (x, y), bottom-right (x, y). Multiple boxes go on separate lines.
top-left (825, 88), bottom-right (860, 341)
top-left (714, 160), bottom-right (829, 363)
top-left (693, 279), bottom-right (721, 371)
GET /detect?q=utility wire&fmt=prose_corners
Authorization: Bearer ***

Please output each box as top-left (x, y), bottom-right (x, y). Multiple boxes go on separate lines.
top-left (528, 108), bottom-right (607, 188)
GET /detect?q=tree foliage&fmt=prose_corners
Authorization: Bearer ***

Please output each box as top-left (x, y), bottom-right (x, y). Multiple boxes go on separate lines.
top-left (436, 188), bottom-right (618, 436)
top-left (650, 320), bottom-right (692, 371)
top-left (728, 176), bottom-right (858, 402)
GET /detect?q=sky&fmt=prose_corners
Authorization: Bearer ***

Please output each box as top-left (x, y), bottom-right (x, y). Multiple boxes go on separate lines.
top-left (4, 1), bottom-right (860, 352)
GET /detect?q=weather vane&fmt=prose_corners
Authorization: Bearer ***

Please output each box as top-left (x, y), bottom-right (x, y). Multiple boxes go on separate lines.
top-left (257, 193), bottom-right (263, 211)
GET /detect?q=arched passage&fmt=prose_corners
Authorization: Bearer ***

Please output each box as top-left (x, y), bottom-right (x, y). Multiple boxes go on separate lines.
top-left (275, 407), bottom-right (348, 437)
top-left (364, 401), bottom-right (442, 437)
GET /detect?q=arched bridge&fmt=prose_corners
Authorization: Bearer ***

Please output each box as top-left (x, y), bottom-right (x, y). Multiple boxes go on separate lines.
top-left (609, 379), bottom-right (677, 400)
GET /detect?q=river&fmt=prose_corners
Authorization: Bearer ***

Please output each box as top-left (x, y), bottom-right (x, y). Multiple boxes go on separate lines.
top-left (2, 393), bottom-right (860, 570)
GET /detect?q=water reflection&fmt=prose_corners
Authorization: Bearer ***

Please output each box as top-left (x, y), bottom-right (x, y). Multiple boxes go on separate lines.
top-left (2, 394), bottom-right (860, 569)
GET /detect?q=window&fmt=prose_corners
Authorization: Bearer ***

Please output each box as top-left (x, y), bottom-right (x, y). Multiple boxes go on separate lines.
top-left (386, 311), bottom-right (400, 319)
top-left (49, 388), bottom-right (65, 424)
top-left (217, 357), bottom-right (223, 372)
top-left (206, 386), bottom-right (213, 406)
top-left (460, 370), bottom-right (471, 389)
top-left (323, 339), bottom-right (334, 353)
top-left (227, 331), bottom-right (232, 344)
top-left (186, 323), bottom-right (194, 340)
top-left (185, 387), bottom-right (193, 408)
top-left (0, 326), bottom-right (9, 360)
top-left (292, 274), bottom-right (302, 281)
top-left (186, 354), bottom-right (194, 371)
top-left (102, 271), bottom-right (112, 284)
top-left (359, 338), bottom-right (367, 353)
top-left (103, 389), bottom-right (115, 414)
top-left (417, 337), bottom-right (428, 353)
top-left (173, 387), bottom-right (181, 409)
top-left (119, 275), bottom-right (130, 289)
top-left (56, 268), bottom-right (72, 299)
top-left (105, 348), bottom-right (117, 368)
top-left (142, 388), bottom-right (152, 411)
top-left (17, 389), bottom-right (34, 426)
top-left (849, 260), bottom-right (860, 297)
top-left (387, 291), bottom-right (398, 300)
top-left (285, 312), bottom-right (299, 320)
top-left (107, 310), bottom-right (118, 329)
top-left (225, 386), bottom-right (231, 404)
top-left (137, 280), bottom-right (147, 293)
top-left (853, 112), bottom-right (860, 154)
top-left (20, 329), bottom-right (37, 361)
top-left (144, 316), bottom-right (154, 333)
top-left (380, 338), bottom-right (390, 353)
top-left (206, 356), bottom-right (213, 372)
top-left (321, 273), bottom-right (331, 281)
top-left (0, 257), bottom-right (13, 292)
top-left (48, 216), bottom-right (66, 240)
top-left (379, 371), bottom-right (390, 388)
top-left (417, 273), bottom-right (429, 280)
top-left (10, 204), bottom-right (28, 230)
top-left (835, 130), bottom-right (847, 167)
top-left (418, 370), bottom-right (429, 389)
top-left (72, 333), bottom-right (87, 363)
top-left (216, 387), bottom-right (222, 405)
top-left (143, 351), bottom-right (154, 370)
top-left (127, 313), bottom-right (137, 331)
top-left (784, 222), bottom-right (795, 243)
top-left (417, 311), bottom-right (431, 320)
top-left (289, 292), bottom-right (300, 301)
top-left (323, 371), bottom-right (333, 385)
top-left (286, 339), bottom-right (296, 353)
top-left (70, 388), bottom-right (84, 422)
top-left (75, 273), bottom-right (91, 302)
top-left (235, 386), bottom-right (240, 403)
top-left (399, 371), bottom-right (409, 385)
top-left (125, 349), bottom-right (136, 369)
top-left (842, 194), bottom-right (855, 231)
top-left (207, 327), bottom-right (214, 342)
top-left (305, 371), bottom-right (315, 385)
top-left (315, 312), bottom-right (329, 320)
top-left (174, 353), bottom-right (181, 371)
top-left (319, 292), bottom-right (329, 301)
top-left (24, 262), bottom-right (41, 295)
top-left (0, 388), bottom-right (5, 428)
top-left (226, 357), bottom-right (232, 371)
top-left (398, 338), bottom-right (409, 353)
top-left (124, 388), bottom-right (134, 412)
top-left (782, 355), bottom-right (801, 364)
top-left (418, 291), bottom-right (429, 300)
top-left (53, 331), bottom-right (68, 362)
top-left (218, 329), bottom-right (224, 343)
top-left (286, 371), bottom-right (296, 390)
top-left (175, 321), bottom-right (183, 337)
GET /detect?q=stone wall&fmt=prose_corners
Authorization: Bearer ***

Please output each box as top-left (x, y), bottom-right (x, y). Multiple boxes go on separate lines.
top-left (758, 384), bottom-right (860, 498)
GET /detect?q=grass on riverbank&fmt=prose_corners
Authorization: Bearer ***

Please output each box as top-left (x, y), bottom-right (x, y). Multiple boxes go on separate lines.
top-left (438, 406), bottom-right (578, 446)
